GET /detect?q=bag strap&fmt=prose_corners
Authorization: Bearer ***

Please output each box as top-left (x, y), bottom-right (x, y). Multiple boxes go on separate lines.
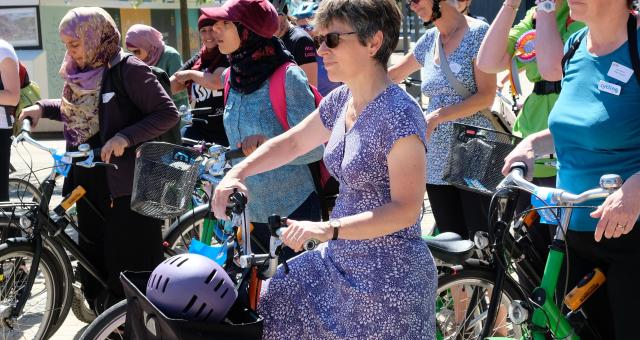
top-left (561, 29), bottom-right (588, 78)
top-left (269, 62), bottom-right (296, 130)
top-left (627, 14), bottom-right (640, 85)
top-left (438, 36), bottom-right (508, 132)
top-left (437, 36), bottom-right (473, 98)
top-left (223, 68), bottom-right (231, 105)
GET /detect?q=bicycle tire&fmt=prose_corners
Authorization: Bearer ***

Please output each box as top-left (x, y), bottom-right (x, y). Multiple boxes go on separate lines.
top-left (0, 242), bottom-right (65, 339)
top-left (163, 204), bottom-right (216, 256)
top-left (70, 287), bottom-right (96, 324)
top-left (7, 177), bottom-right (42, 205)
top-left (79, 299), bottom-right (127, 340)
top-left (436, 267), bottom-right (526, 340)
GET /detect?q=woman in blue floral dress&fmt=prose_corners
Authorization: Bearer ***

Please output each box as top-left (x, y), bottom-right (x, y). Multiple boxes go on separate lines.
top-left (212, 0), bottom-right (436, 338)
top-left (389, 0), bottom-right (497, 239)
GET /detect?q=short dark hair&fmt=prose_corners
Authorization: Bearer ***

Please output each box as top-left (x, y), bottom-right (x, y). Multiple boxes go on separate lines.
top-left (314, 0), bottom-right (402, 69)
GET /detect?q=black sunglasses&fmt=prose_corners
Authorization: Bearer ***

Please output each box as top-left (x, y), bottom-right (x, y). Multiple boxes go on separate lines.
top-left (314, 32), bottom-right (357, 49)
top-left (405, 0), bottom-right (421, 10)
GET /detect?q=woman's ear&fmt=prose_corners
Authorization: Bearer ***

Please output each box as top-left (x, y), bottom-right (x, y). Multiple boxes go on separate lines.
top-left (368, 31), bottom-right (384, 57)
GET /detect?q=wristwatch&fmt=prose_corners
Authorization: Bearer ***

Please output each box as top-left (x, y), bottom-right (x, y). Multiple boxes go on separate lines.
top-left (536, 0), bottom-right (556, 13)
top-left (328, 219), bottom-right (341, 240)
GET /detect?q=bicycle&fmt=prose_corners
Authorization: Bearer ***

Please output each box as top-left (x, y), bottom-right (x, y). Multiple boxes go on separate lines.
top-left (0, 119), bottom-right (243, 337)
top-left (80, 189), bottom-right (319, 340)
top-left (435, 162), bottom-right (622, 340)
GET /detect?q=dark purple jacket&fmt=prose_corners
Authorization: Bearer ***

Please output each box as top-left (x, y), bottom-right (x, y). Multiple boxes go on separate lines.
top-left (39, 51), bottom-right (179, 198)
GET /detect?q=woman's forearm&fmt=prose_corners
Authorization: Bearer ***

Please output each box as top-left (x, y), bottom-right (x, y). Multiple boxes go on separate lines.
top-left (438, 89), bottom-right (496, 122)
top-left (530, 129), bottom-right (555, 157)
top-left (233, 130), bottom-right (311, 180)
top-left (192, 69), bottom-right (223, 90)
top-left (477, 1), bottom-right (520, 73)
top-left (535, 10), bottom-right (565, 81)
top-left (332, 201), bottom-right (423, 240)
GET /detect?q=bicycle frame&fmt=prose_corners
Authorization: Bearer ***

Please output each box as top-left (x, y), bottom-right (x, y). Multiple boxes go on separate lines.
top-left (484, 167), bottom-right (620, 340)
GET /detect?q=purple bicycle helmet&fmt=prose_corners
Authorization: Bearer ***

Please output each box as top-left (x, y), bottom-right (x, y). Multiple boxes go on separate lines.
top-left (146, 253), bottom-right (237, 323)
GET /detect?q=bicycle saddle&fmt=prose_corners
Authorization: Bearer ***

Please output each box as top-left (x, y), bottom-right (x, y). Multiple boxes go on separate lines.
top-left (423, 232), bottom-right (475, 265)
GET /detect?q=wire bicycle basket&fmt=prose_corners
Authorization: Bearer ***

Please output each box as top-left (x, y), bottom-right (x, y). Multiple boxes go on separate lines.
top-left (443, 123), bottom-right (522, 195)
top-left (131, 142), bottom-right (201, 219)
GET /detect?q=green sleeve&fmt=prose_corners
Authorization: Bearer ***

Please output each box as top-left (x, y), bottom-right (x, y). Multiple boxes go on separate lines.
top-left (163, 48), bottom-right (183, 77)
top-left (507, 8), bottom-right (536, 69)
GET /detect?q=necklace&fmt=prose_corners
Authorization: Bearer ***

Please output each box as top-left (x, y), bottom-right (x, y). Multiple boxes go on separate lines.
top-left (440, 21), bottom-right (463, 46)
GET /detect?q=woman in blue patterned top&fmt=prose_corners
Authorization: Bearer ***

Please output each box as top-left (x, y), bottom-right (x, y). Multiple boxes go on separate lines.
top-left (212, 0), bottom-right (436, 338)
top-left (201, 0), bottom-right (324, 260)
top-left (389, 0), bottom-right (497, 239)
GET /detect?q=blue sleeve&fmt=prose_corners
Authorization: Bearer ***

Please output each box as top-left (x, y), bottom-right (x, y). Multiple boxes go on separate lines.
top-left (382, 101), bottom-right (428, 156)
top-left (284, 66), bottom-right (324, 165)
top-left (413, 31), bottom-right (432, 66)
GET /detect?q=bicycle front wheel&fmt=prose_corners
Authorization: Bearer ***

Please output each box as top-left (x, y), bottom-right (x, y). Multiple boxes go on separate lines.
top-left (0, 243), bottom-right (64, 339)
top-left (163, 204), bottom-right (219, 256)
top-left (7, 178), bottom-right (41, 205)
top-left (436, 267), bottom-right (526, 340)
top-left (79, 299), bottom-right (127, 340)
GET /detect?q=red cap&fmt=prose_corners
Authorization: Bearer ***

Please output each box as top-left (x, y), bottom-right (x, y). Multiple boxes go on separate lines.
top-left (201, 0), bottom-right (279, 39)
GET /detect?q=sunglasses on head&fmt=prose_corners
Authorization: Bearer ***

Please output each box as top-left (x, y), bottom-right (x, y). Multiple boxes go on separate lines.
top-left (314, 32), bottom-right (356, 49)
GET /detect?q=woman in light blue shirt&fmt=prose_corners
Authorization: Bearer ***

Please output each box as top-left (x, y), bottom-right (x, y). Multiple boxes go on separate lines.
top-left (504, 1), bottom-right (640, 338)
top-left (201, 2), bottom-right (323, 260)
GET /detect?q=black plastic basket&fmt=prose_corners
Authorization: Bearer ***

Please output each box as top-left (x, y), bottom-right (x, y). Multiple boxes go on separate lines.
top-left (121, 271), bottom-right (263, 340)
top-left (443, 123), bottom-right (521, 195)
top-left (131, 142), bottom-right (201, 220)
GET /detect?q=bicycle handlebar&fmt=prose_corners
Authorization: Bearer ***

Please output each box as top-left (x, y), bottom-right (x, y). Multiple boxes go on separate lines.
top-left (500, 162), bottom-right (622, 205)
top-left (15, 118), bottom-right (117, 170)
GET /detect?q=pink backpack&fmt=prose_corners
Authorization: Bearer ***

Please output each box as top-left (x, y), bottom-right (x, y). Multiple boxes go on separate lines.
top-left (224, 62), bottom-right (333, 189)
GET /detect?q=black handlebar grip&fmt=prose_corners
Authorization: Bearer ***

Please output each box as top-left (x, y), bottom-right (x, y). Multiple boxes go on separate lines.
top-left (225, 148), bottom-right (245, 160)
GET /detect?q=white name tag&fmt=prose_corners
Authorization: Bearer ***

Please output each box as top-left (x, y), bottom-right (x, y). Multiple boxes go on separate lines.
top-left (102, 92), bottom-right (115, 103)
top-left (450, 62), bottom-right (462, 74)
top-left (607, 62), bottom-right (634, 83)
top-left (598, 80), bottom-right (622, 96)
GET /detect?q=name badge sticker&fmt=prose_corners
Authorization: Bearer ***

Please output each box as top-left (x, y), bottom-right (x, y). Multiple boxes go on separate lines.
top-left (450, 62), bottom-right (462, 74)
top-left (598, 80), bottom-right (622, 96)
top-left (101, 92), bottom-right (115, 103)
top-left (607, 62), bottom-right (634, 83)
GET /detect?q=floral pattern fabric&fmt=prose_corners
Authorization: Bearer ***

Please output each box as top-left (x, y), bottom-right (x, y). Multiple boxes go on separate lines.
top-left (414, 19), bottom-right (493, 185)
top-left (258, 85), bottom-right (437, 339)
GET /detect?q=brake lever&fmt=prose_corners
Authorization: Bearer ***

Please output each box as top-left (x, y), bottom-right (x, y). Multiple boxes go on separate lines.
top-left (76, 161), bottom-right (118, 170)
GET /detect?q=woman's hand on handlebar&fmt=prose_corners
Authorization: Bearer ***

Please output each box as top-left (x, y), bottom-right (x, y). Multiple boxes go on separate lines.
top-left (280, 219), bottom-right (332, 252)
top-left (591, 174), bottom-right (640, 242)
top-left (211, 172), bottom-right (249, 220)
top-left (101, 135), bottom-right (128, 163)
top-left (502, 135), bottom-right (536, 180)
top-left (18, 105), bottom-right (43, 128)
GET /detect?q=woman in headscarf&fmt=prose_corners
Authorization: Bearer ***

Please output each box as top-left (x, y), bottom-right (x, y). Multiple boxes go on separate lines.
top-left (19, 7), bottom-right (178, 313)
top-left (170, 12), bottom-right (230, 145)
top-left (125, 24), bottom-right (188, 109)
top-left (203, 0), bottom-right (324, 260)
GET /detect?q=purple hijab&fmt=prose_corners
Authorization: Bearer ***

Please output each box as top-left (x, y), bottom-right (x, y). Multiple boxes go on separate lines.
top-left (58, 7), bottom-right (121, 145)
top-left (125, 24), bottom-right (165, 66)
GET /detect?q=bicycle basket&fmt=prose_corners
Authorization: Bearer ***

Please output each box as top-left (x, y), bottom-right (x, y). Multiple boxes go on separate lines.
top-left (443, 123), bottom-right (521, 195)
top-left (131, 142), bottom-right (201, 219)
top-left (121, 271), bottom-right (263, 340)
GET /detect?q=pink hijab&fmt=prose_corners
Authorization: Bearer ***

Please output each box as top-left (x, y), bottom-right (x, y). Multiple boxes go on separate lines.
top-left (125, 24), bottom-right (164, 66)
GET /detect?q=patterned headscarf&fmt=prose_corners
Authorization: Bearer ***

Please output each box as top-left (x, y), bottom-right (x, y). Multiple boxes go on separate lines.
top-left (228, 23), bottom-right (294, 94)
top-left (125, 24), bottom-right (164, 66)
top-left (58, 7), bottom-right (121, 146)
